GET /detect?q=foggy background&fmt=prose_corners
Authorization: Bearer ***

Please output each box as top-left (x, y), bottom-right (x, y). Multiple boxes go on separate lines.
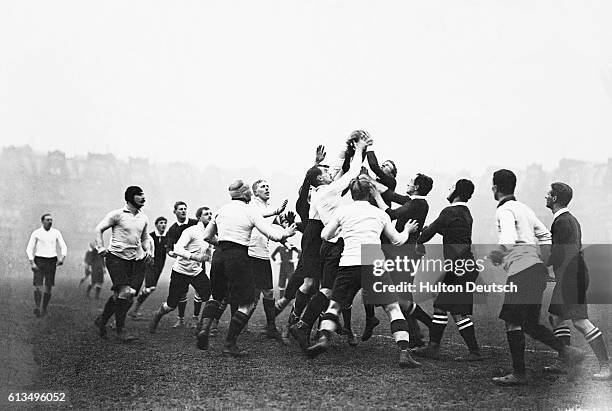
top-left (1, 1), bottom-right (612, 272)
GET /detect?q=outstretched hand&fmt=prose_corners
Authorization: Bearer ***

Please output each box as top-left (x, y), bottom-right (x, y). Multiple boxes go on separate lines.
top-left (275, 199), bottom-right (288, 215)
top-left (315, 145), bottom-right (326, 164)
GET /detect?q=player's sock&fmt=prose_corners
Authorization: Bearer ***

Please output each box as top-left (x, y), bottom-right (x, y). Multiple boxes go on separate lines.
top-left (226, 311), bottom-right (249, 346)
top-left (390, 319), bottom-right (410, 350)
top-left (100, 296), bottom-right (117, 325)
top-left (507, 330), bottom-right (526, 375)
top-left (86, 284), bottom-right (93, 297)
top-left (294, 290), bottom-right (310, 318)
top-left (194, 300), bottom-right (203, 317)
top-left (199, 300), bottom-right (220, 333)
top-left (364, 304), bottom-right (375, 320)
top-left (34, 290), bottom-right (42, 308)
top-left (215, 299), bottom-right (228, 320)
top-left (279, 288), bottom-right (286, 299)
top-left (177, 299), bottom-right (187, 320)
top-left (94, 286), bottom-right (101, 299)
top-left (42, 292), bottom-right (51, 311)
top-left (263, 298), bottom-right (276, 327)
top-left (456, 318), bottom-right (479, 352)
top-left (410, 303), bottom-right (432, 329)
top-left (430, 313), bottom-right (448, 344)
top-left (553, 326), bottom-right (571, 346)
top-left (230, 304), bottom-right (237, 317)
top-left (523, 323), bottom-right (564, 353)
top-left (342, 306), bottom-right (352, 331)
top-left (137, 289), bottom-right (150, 304)
top-left (584, 327), bottom-right (609, 367)
top-left (301, 292), bottom-right (329, 329)
top-left (115, 299), bottom-right (133, 332)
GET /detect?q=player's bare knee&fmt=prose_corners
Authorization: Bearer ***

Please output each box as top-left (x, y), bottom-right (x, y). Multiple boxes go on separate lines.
top-left (505, 322), bottom-right (521, 332)
top-left (262, 289), bottom-right (274, 300)
top-left (573, 318), bottom-right (593, 334)
top-left (320, 288), bottom-right (331, 298)
top-left (118, 286), bottom-right (136, 300)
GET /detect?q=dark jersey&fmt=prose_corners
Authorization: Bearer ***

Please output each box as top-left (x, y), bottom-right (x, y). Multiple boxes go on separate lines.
top-left (418, 204), bottom-right (474, 261)
top-left (84, 249), bottom-right (105, 274)
top-left (166, 218), bottom-right (198, 254)
top-left (150, 231), bottom-right (168, 268)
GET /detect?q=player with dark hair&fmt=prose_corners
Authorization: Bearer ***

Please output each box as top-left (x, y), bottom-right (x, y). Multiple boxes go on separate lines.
top-left (544, 182), bottom-right (610, 380)
top-left (26, 213), bottom-right (67, 317)
top-left (93, 186), bottom-right (153, 342)
top-left (248, 178), bottom-right (288, 340)
top-left (368, 173), bottom-right (434, 346)
top-left (81, 241), bottom-right (106, 299)
top-left (488, 170), bottom-right (584, 386)
top-left (196, 180), bottom-right (296, 357)
top-left (149, 207), bottom-right (213, 333)
top-left (166, 201), bottom-right (198, 328)
top-left (413, 179), bottom-right (482, 361)
top-left (289, 133), bottom-right (369, 350)
top-left (306, 175), bottom-right (421, 368)
top-left (130, 216), bottom-right (168, 319)
top-left (271, 240), bottom-right (299, 299)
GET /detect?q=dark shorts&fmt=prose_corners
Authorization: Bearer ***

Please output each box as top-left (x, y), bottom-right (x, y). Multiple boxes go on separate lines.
top-left (332, 265), bottom-right (398, 308)
top-left (284, 256), bottom-right (309, 300)
top-left (499, 263), bottom-right (548, 326)
top-left (549, 262), bottom-right (589, 320)
top-left (320, 239), bottom-right (344, 289)
top-left (433, 267), bottom-right (479, 316)
top-left (250, 257), bottom-right (273, 290)
top-left (33, 257), bottom-right (57, 287)
top-left (167, 269), bottom-right (211, 308)
top-left (302, 220), bottom-right (324, 280)
top-left (210, 242), bottom-right (256, 306)
top-left (104, 253), bottom-right (146, 292)
top-left (91, 268), bottom-right (104, 285)
top-left (278, 263), bottom-right (294, 286)
top-left (144, 263), bottom-right (164, 288)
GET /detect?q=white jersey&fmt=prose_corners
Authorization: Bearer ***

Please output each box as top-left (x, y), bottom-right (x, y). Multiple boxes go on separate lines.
top-left (172, 222), bottom-right (209, 276)
top-left (248, 197), bottom-right (275, 259)
top-left (329, 201), bottom-right (393, 266)
top-left (26, 227), bottom-right (67, 260)
top-left (212, 200), bottom-right (284, 246)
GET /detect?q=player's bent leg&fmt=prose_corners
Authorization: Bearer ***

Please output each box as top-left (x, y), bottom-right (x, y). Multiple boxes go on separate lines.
top-left (197, 299), bottom-right (221, 350)
top-left (131, 286), bottom-right (156, 320)
top-left (222, 303), bottom-right (254, 358)
top-left (261, 289), bottom-right (282, 341)
top-left (384, 303), bottom-right (421, 368)
top-left (573, 319), bottom-right (611, 380)
top-left (41, 285), bottom-right (52, 316)
top-left (492, 322), bottom-right (528, 386)
top-left (543, 314), bottom-right (570, 374)
top-left (291, 288), bottom-right (331, 351)
top-left (115, 286), bottom-right (138, 342)
top-left (414, 308), bottom-right (447, 359)
top-left (149, 302), bottom-right (176, 334)
top-left (452, 314), bottom-right (482, 361)
top-left (307, 301), bottom-right (341, 358)
top-left (174, 295), bottom-right (188, 328)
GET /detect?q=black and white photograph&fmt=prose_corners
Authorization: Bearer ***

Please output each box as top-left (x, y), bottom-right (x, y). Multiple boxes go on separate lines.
top-left (1, 1), bottom-right (612, 409)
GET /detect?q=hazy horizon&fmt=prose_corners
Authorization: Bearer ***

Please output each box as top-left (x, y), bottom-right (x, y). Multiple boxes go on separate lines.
top-left (1, 1), bottom-right (612, 176)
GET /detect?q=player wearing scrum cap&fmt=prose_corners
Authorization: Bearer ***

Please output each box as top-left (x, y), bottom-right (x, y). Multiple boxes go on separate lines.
top-left (248, 179), bottom-right (288, 340)
top-left (289, 132), bottom-right (370, 350)
top-left (149, 206), bottom-right (213, 333)
top-left (93, 186), bottom-right (153, 342)
top-left (307, 175), bottom-right (421, 368)
top-left (197, 180), bottom-right (296, 358)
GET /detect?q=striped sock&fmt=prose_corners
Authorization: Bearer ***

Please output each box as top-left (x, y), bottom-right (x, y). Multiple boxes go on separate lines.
top-left (430, 313), bottom-right (448, 344)
top-left (390, 319), bottom-right (410, 350)
top-left (193, 294), bottom-right (203, 317)
top-left (301, 292), bottom-right (329, 328)
top-left (456, 318), bottom-right (479, 352)
top-left (342, 306), bottom-right (352, 331)
top-left (553, 326), bottom-right (571, 346)
top-left (585, 327), bottom-right (609, 366)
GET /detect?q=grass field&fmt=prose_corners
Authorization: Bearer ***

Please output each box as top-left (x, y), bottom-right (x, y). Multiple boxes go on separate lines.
top-left (1, 266), bottom-right (612, 410)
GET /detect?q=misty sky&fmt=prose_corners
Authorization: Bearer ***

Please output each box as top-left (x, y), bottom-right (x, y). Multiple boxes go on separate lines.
top-left (1, 1), bottom-right (611, 176)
